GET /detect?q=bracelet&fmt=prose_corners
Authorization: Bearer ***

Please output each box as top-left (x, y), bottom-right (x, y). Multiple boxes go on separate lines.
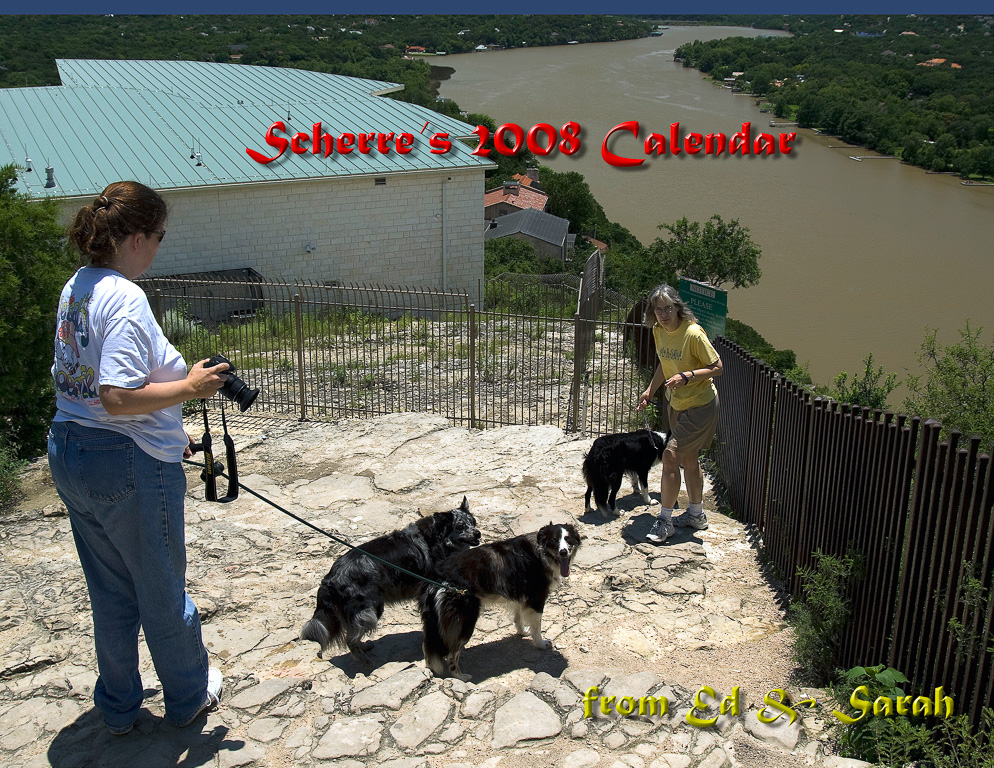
top-left (691, 370), bottom-right (696, 381)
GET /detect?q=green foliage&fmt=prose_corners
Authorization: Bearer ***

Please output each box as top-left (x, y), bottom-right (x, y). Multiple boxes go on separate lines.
top-left (648, 215), bottom-right (762, 290)
top-left (603, 243), bottom-right (673, 300)
top-left (830, 664), bottom-right (994, 767)
top-left (484, 237), bottom-right (561, 276)
top-left (538, 167), bottom-right (606, 236)
top-left (674, 15), bottom-right (994, 178)
top-left (832, 664), bottom-right (914, 761)
top-left (0, 15), bottom-right (651, 102)
top-left (0, 436), bottom-right (24, 512)
top-left (789, 549), bottom-right (864, 684)
top-left (831, 353), bottom-right (900, 410)
top-left (0, 164), bottom-right (77, 461)
top-left (903, 322), bottom-right (994, 445)
top-left (723, 317), bottom-right (811, 384)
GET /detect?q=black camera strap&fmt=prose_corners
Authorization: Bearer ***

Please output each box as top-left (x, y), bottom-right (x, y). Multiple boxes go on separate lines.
top-left (192, 399), bottom-right (239, 502)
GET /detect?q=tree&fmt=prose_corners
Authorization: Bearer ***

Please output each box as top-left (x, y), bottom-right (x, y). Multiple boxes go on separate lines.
top-left (648, 214), bottom-right (762, 290)
top-left (903, 322), bottom-right (994, 445)
top-left (831, 353), bottom-right (900, 410)
top-left (0, 164), bottom-right (77, 460)
top-left (484, 237), bottom-right (559, 276)
top-left (538, 167), bottom-right (604, 236)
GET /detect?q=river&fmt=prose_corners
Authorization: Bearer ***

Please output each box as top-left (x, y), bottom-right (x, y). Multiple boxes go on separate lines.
top-left (436, 27), bottom-right (994, 398)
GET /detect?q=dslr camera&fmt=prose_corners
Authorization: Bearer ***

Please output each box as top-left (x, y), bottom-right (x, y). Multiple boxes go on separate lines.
top-left (206, 354), bottom-right (259, 412)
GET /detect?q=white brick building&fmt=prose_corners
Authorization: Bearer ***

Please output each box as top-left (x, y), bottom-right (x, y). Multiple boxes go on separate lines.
top-left (1, 60), bottom-right (494, 299)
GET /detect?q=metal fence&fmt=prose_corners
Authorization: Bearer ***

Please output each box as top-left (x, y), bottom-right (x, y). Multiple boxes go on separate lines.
top-left (712, 336), bottom-right (994, 726)
top-left (138, 271), bottom-right (994, 722)
top-left (137, 266), bottom-right (652, 436)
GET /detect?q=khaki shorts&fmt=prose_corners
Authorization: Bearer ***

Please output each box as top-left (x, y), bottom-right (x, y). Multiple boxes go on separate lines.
top-left (666, 394), bottom-right (719, 457)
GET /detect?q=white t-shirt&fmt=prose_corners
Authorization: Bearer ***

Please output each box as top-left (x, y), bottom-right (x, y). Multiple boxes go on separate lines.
top-left (52, 267), bottom-right (189, 462)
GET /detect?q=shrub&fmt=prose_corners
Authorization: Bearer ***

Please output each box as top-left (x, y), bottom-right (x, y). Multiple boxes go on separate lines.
top-left (830, 664), bottom-right (994, 767)
top-left (0, 164), bottom-right (77, 462)
top-left (831, 353), bottom-right (900, 410)
top-left (789, 549), bottom-right (863, 684)
top-left (0, 437), bottom-right (24, 511)
top-left (903, 322), bottom-right (994, 445)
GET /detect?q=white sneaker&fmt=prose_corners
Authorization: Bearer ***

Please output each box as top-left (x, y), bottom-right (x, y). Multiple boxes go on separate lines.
top-left (674, 512), bottom-right (709, 530)
top-left (173, 667), bottom-right (222, 727)
top-left (645, 517), bottom-right (675, 543)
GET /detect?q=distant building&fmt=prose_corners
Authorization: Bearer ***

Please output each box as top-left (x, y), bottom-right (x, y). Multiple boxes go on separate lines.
top-left (1, 59), bottom-right (494, 297)
top-left (483, 181), bottom-right (549, 219)
top-left (484, 208), bottom-right (573, 263)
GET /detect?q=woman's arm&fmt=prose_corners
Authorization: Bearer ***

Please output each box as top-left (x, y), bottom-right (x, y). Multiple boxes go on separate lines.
top-left (638, 364), bottom-right (668, 409)
top-left (99, 359), bottom-right (229, 416)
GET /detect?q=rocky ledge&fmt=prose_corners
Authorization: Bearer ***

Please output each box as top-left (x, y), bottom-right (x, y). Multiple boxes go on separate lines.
top-left (0, 413), bottom-right (869, 768)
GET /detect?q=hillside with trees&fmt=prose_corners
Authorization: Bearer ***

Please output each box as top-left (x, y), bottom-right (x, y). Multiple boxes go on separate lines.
top-left (0, 14), bottom-right (651, 109)
top-left (673, 14), bottom-right (994, 177)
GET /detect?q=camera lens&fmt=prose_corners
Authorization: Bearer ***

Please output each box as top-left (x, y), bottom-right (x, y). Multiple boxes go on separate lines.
top-left (208, 354), bottom-right (259, 412)
top-left (223, 375), bottom-right (259, 412)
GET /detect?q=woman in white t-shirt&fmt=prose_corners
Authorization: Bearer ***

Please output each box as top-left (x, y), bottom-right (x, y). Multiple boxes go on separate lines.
top-left (47, 181), bottom-right (229, 734)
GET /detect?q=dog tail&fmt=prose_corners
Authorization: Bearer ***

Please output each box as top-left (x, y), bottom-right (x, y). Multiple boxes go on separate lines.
top-left (419, 586), bottom-right (449, 676)
top-left (420, 585), bottom-right (479, 678)
top-left (300, 607), bottom-right (342, 658)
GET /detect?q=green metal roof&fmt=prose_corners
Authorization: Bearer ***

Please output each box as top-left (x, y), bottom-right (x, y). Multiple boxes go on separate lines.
top-left (1, 59), bottom-right (493, 199)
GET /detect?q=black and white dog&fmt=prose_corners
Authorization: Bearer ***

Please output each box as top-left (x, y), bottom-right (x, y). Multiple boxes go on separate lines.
top-left (300, 497), bottom-right (481, 662)
top-left (582, 429), bottom-right (671, 517)
top-left (420, 522), bottom-right (582, 680)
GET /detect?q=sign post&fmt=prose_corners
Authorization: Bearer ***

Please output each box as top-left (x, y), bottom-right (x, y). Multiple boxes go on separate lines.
top-left (678, 277), bottom-right (727, 340)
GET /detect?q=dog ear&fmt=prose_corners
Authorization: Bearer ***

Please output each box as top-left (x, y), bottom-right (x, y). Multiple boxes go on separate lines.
top-left (460, 496), bottom-right (470, 513)
top-left (435, 510), bottom-right (455, 536)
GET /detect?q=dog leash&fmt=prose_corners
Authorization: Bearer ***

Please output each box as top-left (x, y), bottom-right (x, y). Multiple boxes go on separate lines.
top-left (640, 408), bottom-right (658, 449)
top-left (181, 457), bottom-right (467, 595)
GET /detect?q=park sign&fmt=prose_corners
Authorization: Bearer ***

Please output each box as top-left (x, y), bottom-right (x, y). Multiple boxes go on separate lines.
top-left (679, 277), bottom-right (727, 341)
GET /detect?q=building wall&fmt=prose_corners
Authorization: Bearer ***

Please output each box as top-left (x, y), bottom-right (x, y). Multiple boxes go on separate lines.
top-left (507, 233), bottom-right (565, 263)
top-left (58, 169), bottom-right (485, 301)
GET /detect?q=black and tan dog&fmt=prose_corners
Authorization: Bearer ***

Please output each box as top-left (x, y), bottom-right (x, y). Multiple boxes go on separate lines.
top-left (300, 497), bottom-right (481, 662)
top-left (419, 522), bottom-right (582, 680)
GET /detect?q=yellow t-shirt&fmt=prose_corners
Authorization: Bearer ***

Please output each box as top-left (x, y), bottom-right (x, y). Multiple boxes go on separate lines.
top-left (652, 321), bottom-right (720, 411)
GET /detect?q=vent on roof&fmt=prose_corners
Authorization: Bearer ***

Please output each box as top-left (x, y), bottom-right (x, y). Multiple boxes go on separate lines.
top-left (44, 166), bottom-right (56, 189)
top-left (374, 177), bottom-right (386, 186)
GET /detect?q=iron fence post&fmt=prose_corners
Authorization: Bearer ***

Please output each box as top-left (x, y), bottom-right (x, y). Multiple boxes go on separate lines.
top-left (153, 288), bottom-right (164, 326)
top-left (469, 304), bottom-right (477, 429)
top-left (294, 294), bottom-right (306, 421)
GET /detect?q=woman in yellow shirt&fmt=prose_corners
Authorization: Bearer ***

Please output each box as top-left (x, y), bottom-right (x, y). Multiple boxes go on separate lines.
top-left (637, 284), bottom-right (723, 543)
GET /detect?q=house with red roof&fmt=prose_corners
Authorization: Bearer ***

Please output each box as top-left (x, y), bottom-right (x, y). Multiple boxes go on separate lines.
top-left (484, 181), bottom-right (549, 220)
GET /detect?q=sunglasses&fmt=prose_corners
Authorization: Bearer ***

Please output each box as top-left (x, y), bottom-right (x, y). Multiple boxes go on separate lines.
top-left (153, 229), bottom-right (166, 243)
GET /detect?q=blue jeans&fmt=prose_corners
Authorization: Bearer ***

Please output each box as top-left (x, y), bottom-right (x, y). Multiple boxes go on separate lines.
top-left (47, 420), bottom-right (209, 729)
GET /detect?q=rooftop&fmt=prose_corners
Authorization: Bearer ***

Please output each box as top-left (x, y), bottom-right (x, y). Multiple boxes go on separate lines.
top-left (483, 183), bottom-right (549, 213)
top-left (484, 207), bottom-right (569, 247)
top-left (1, 59), bottom-right (493, 199)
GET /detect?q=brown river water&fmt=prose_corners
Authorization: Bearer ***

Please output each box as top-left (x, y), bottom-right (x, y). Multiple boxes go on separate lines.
top-left (436, 27), bottom-right (994, 397)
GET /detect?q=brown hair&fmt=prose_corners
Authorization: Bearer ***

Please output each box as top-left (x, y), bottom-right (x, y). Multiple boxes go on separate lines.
top-left (642, 283), bottom-right (698, 327)
top-left (67, 181), bottom-right (167, 267)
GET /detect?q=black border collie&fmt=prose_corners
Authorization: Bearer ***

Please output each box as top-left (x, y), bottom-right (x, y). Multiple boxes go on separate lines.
top-left (300, 497), bottom-right (481, 662)
top-left (419, 522), bottom-right (582, 680)
top-left (582, 429), bottom-right (671, 517)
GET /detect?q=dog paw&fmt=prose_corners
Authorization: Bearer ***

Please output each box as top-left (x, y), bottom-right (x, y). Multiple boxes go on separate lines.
top-left (649, 499), bottom-right (659, 506)
top-left (534, 639), bottom-right (552, 650)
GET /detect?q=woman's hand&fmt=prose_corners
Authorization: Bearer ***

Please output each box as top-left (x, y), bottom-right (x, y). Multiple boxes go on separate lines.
top-left (187, 358), bottom-right (229, 400)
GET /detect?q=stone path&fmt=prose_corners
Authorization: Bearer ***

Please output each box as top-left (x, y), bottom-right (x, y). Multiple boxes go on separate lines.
top-left (0, 413), bottom-right (871, 768)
